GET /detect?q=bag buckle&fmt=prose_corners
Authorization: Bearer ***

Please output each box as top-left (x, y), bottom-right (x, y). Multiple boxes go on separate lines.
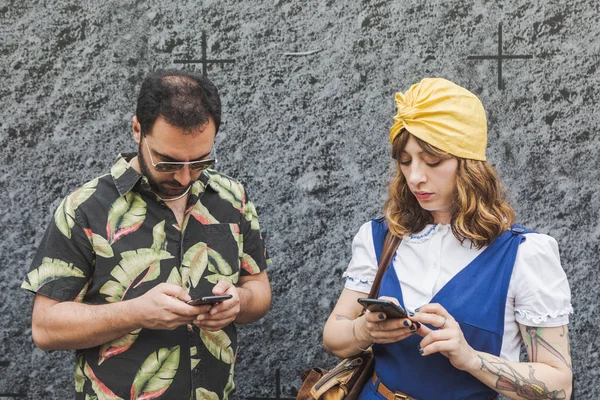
top-left (394, 393), bottom-right (409, 400)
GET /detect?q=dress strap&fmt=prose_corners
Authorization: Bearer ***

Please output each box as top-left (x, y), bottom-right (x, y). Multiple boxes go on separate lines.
top-left (371, 217), bottom-right (388, 265)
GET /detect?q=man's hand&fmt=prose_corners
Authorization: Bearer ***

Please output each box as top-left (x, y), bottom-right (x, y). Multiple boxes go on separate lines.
top-left (193, 280), bottom-right (240, 331)
top-left (131, 283), bottom-right (212, 330)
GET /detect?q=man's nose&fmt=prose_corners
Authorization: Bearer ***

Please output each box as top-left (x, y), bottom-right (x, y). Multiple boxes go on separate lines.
top-left (173, 165), bottom-right (192, 187)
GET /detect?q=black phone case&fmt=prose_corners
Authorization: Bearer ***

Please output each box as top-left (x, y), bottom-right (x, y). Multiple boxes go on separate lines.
top-left (187, 295), bottom-right (232, 306)
top-left (357, 298), bottom-right (407, 319)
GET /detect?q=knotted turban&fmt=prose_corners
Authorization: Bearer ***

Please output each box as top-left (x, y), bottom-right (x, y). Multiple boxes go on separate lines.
top-left (389, 78), bottom-right (487, 161)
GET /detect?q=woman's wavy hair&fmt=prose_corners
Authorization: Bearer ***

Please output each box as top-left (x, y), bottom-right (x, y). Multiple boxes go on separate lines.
top-left (384, 129), bottom-right (515, 248)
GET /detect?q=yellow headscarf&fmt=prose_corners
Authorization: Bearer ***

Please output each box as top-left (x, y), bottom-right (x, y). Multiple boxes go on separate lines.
top-left (389, 78), bottom-right (487, 161)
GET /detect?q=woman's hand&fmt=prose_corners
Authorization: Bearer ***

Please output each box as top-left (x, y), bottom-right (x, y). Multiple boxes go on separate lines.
top-left (358, 296), bottom-right (421, 344)
top-left (411, 303), bottom-right (479, 371)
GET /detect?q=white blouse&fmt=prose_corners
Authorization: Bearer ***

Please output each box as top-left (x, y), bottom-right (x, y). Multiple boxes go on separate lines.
top-left (343, 222), bottom-right (573, 361)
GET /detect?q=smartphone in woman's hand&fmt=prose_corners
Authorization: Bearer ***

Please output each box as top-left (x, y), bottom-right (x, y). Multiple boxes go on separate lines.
top-left (357, 298), bottom-right (407, 319)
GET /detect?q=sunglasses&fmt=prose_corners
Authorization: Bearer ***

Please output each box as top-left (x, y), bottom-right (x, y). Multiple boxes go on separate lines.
top-left (144, 138), bottom-right (216, 173)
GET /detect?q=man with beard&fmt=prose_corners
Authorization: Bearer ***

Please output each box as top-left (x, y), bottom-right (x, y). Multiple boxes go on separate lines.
top-left (22, 70), bottom-right (272, 399)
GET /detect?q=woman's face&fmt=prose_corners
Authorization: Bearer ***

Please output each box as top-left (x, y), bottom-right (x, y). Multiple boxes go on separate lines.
top-left (399, 135), bottom-right (459, 224)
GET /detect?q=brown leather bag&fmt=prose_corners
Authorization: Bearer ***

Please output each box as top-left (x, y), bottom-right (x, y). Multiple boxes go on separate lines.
top-left (296, 231), bottom-right (401, 400)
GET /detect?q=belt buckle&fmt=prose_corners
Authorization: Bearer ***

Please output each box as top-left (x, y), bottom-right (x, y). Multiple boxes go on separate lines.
top-left (393, 393), bottom-right (408, 400)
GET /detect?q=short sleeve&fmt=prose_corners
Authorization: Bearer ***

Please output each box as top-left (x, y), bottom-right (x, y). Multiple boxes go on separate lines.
top-left (343, 222), bottom-right (378, 293)
top-left (239, 187), bottom-right (270, 276)
top-left (21, 200), bottom-right (95, 302)
top-left (512, 233), bottom-right (573, 327)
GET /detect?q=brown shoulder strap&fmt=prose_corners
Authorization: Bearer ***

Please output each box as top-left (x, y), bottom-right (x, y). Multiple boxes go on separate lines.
top-left (367, 232), bottom-right (401, 299)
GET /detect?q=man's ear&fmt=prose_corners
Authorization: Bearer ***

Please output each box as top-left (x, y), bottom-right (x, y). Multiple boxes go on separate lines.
top-left (132, 115), bottom-right (141, 144)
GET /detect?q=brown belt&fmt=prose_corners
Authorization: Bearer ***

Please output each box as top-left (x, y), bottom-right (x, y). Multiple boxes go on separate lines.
top-left (371, 373), bottom-right (416, 400)
top-left (371, 373), bottom-right (497, 400)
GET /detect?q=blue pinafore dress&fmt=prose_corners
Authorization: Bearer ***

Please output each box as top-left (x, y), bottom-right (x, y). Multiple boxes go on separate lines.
top-left (358, 218), bottom-right (533, 400)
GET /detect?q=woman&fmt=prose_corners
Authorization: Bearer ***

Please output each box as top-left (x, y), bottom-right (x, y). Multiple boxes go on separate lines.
top-left (323, 78), bottom-right (573, 400)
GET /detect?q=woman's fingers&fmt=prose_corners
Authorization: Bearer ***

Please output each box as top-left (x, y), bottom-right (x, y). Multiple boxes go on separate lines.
top-left (364, 309), bottom-right (387, 323)
top-left (409, 303), bottom-right (452, 330)
top-left (412, 312), bottom-right (452, 330)
top-left (363, 310), bottom-right (421, 344)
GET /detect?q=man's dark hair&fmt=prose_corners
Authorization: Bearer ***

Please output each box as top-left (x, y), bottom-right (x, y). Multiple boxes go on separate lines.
top-left (135, 69), bottom-right (222, 136)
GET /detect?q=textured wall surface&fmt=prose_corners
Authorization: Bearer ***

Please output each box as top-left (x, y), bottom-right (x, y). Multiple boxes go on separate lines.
top-left (1, 0), bottom-right (598, 398)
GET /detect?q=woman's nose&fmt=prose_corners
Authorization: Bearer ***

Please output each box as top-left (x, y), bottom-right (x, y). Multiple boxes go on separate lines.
top-left (407, 164), bottom-right (427, 186)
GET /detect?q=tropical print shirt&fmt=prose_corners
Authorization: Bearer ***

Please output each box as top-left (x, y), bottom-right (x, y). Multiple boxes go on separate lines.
top-left (22, 154), bottom-right (270, 400)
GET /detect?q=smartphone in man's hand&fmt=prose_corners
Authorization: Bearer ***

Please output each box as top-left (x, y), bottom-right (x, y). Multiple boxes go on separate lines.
top-left (186, 294), bottom-right (232, 306)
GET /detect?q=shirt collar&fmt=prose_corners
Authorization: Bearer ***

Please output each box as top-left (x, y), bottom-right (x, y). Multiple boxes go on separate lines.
top-left (110, 153), bottom-right (219, 197)
top-left (111, 153), bottom-right (141, 197)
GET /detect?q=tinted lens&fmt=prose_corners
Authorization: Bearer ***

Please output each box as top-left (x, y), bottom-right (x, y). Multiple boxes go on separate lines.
top-left (189, 159), bottom-right (215, 171)
top-left (155, 163), bottom-right (184, 173)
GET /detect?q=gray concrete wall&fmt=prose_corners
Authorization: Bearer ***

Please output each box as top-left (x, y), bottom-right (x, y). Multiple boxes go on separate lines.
top-left (1, 0), bottom-right (598, 398)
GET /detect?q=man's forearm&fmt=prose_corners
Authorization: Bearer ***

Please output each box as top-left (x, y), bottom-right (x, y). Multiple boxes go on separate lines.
top-left (33, 298), bottom-right (141, 351)
top-left (234, 276), bottom-right (271, 324)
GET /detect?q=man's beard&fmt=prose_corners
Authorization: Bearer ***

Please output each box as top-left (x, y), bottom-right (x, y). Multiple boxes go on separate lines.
top-left (137, 143), bottom-right (191, 198)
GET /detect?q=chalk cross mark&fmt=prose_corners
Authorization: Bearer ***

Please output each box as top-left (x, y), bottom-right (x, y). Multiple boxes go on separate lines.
top-left (174, 31), bottom-right (235, 77)
top-left (467, 23), bottom-right (533, 89)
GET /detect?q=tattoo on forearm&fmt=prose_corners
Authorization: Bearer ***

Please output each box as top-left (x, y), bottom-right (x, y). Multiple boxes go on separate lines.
top-left (335, 316), bottom-right (351, 321)
top-left (525, 326), bottom-right (571, 370)
top-left (479, 356), bottom-right (566, 399)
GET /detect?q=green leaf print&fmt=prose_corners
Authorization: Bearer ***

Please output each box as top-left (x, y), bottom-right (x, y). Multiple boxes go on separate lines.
top-left (110, 157), bottom-right (129, 180)
top-left (204, 272), bottom-right (239, 285)
top-left (85, 362), bottom-right (123, 400)
top-left (106, 192), bottom-right (147, 244)
top-left (100, 249), bottom-right (173, 302)
top-left (243, 200), bottom-right (260, 231)
top-left (189, 201), bottom-right (219, 225)
top-left (75, 354), bottom-right (86, 393)
top-left (200, 329), bottom-right (234, 364)
top-left (21, 257), bottom-right (86, 292)
top-left (54, 178), bottom-right (98, 239)
top-left (181, 242), bottom-right (208, 289)
top-left (223, 359), bottom-right (236, 400)
top-left (130, 346), bottom-right (180, 400)
top-left (86, 395), bottom-right (99, 400)
top-left (98, 329), bottom-right (141, 365)
top-left (207, 249), bottom-right (232, 275)
top-left (74, 280), bottom-right (90, 302)
top-left (166, 267), bottom-right (182, 286)
top-left (190, 344), bottom-right (201, 371)
top-left (204, 248), bottom-right (238, 285)
top-left (241, 253), bottom-right (261, 274)
top-left (230, 224), bottom-right (243, 259)
top-left (196, 388), bottom-right (219, 400)
top-left (151, 221), bottom-right (167, 252)
top-left (208, 172), bottom-right (244, 213)
top-left (84, 228), bottom-right (114, 258)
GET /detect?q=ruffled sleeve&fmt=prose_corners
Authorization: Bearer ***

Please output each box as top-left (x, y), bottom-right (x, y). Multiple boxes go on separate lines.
top-left (342, 222), bottom-right (378, 293)
top-left (512, 233), bottom-right (573, 327)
